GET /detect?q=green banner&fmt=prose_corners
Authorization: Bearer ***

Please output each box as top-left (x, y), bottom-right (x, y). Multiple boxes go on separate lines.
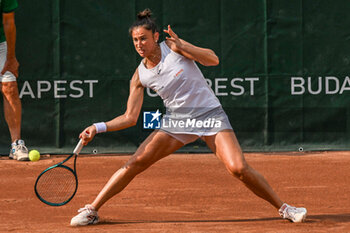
top-left (0, 0), bottom-right (349, 154)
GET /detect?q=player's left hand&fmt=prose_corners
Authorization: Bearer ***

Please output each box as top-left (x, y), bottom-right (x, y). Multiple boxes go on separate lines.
top-left (164, 25), bottom-right (183, 50)
top-left (1, 57), bottom-right (19, 77)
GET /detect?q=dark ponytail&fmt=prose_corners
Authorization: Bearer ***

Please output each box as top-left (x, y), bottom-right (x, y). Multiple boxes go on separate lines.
top-left (129, 8), bottom-right (159, 35)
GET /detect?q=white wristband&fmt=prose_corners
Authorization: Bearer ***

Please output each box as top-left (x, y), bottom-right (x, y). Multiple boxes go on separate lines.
top-left (93, 122), bottom-right (107, 134)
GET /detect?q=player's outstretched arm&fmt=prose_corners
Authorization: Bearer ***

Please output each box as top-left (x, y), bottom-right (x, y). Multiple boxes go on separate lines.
top-left (106, 69), bottom-right (144, 130)
top-left (80, 69), bottom-right (144, 145)
top-left (164, 25), bottom-right (219, 67)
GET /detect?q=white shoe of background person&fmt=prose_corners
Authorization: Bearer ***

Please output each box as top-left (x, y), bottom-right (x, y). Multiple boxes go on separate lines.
top-left (9, 139), bottom-right (29, 161)
top-left (71, 204), bottom-right (99, 226)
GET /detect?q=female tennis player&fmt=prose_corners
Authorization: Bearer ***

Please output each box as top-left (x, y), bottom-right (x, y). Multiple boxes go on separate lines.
top-left (71, 9), bottom-right (307, 226)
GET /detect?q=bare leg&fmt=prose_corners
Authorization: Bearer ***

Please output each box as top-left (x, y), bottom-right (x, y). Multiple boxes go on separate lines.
top-left (1, 81), bottom-right (22, 142)
top-left (203, 130), bottom-right (283, 209)
top-left (91, 130), bottom-right (184, 210)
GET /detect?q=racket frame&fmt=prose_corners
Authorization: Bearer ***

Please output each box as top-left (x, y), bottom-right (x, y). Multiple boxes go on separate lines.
top-left (34, 139), bottom-right (83, 206)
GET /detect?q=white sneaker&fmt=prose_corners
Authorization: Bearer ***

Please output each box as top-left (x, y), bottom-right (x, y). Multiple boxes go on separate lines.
top-left (9, 140), bottom-right (29, 161)
top-left (279, 203), bottom-right (307, 223)
top-left (9, 142), bottom-right (16, 159)
top-left (71, 204), bottom-right (99, 226)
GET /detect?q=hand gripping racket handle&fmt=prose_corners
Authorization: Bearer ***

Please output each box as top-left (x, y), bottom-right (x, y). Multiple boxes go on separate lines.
top-left (73, 139), bottom-right (83, 155)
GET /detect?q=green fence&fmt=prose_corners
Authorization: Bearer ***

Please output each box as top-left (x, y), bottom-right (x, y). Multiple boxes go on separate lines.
top-left (0, 0), bottom-right (349, 154)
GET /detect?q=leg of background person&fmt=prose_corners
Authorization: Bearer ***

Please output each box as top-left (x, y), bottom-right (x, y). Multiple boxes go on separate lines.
top-left (203, 130), bottom-right (283, 209)
top-left (1, 81), bottom-right (22, 142)
top-left (91, 130), bottom-right (184, 210)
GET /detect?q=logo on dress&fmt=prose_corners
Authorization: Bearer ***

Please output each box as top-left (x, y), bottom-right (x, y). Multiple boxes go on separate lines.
top-left (143, 109), bottom-right (162, 129)
top-left (174, 69), bottom-right (184, 78)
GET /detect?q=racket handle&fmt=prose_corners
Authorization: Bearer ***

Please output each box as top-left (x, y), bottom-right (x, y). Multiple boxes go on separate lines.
top-left (73, 139), bottom-right (84, 154)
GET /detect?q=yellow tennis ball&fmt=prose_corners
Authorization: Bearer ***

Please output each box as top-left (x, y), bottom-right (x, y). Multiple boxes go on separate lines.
top-left (29, 150), bottom-right (40, 161)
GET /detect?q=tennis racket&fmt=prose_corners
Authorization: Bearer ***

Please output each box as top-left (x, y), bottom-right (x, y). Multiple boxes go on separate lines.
top-left (34, 139), bottom-right (84, 206)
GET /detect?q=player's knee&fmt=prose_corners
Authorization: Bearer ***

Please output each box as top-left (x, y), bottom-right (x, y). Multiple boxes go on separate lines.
top-left (227, 161), bottom-right (248, 179)
top-left (125, 156), bottom-right (152, 175)
top-left (1, 82), bottom-right (19, 98)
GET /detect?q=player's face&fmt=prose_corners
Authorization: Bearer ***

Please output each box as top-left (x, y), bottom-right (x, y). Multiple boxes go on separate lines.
top-left (132, 26), bottom-right (159, 58)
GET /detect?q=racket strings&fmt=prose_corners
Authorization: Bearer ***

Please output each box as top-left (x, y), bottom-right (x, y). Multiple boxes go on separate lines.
top-left (36, 166), bottom-right (77, 204)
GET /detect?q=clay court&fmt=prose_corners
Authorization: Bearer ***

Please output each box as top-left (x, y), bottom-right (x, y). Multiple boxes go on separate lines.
top-left (1, 151), bottom-right (349, 233)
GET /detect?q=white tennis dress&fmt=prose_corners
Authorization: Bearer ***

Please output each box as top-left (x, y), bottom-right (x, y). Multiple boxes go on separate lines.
top-left (138, 41), bottom-right (232, 144)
